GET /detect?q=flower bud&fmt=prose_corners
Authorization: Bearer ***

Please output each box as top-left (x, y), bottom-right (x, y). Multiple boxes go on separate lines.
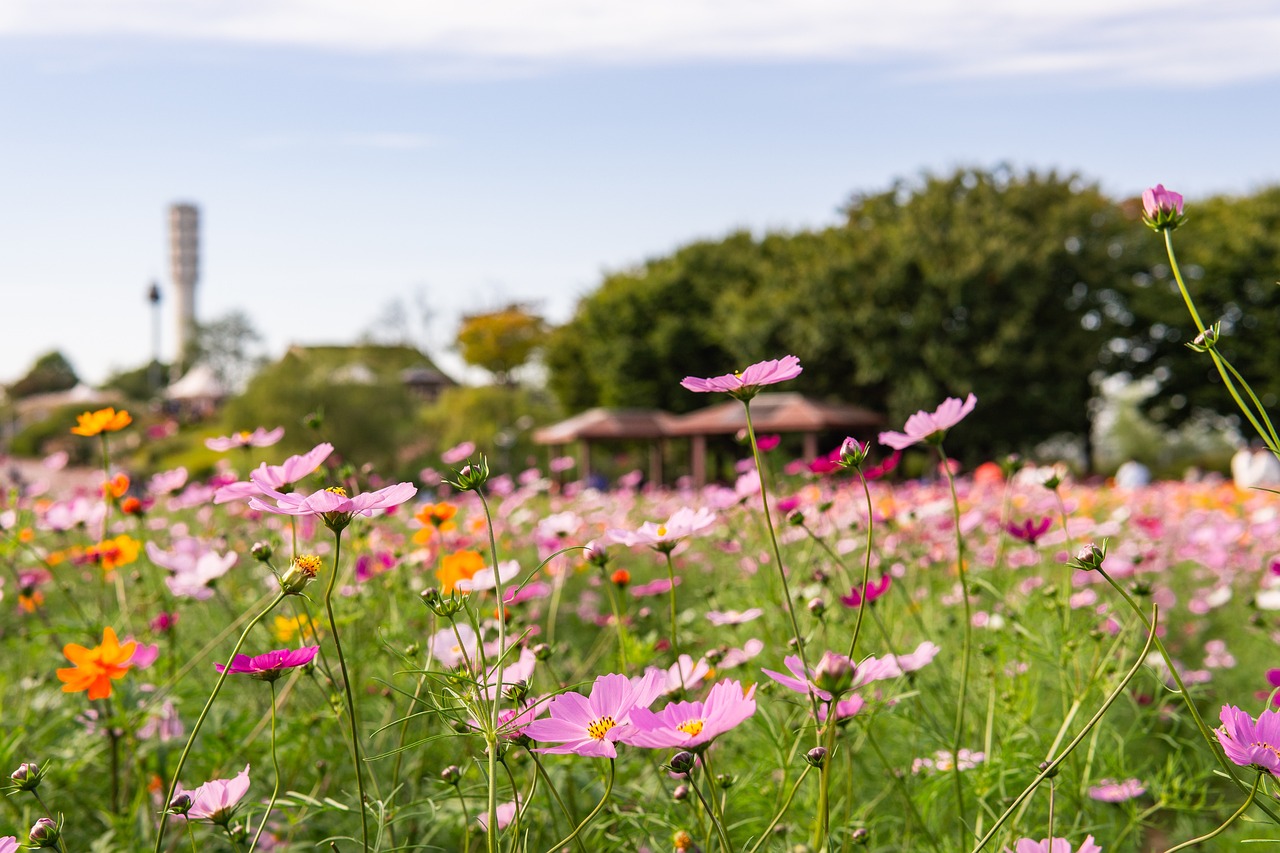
top-left (1070, 541), bottom-right (1108, 572)
top-left (302, 409), bottom-right (324, 431)
top-left (446, 456), bottom-right (490, 492)
top-left (805, 747), bottom-right (828, 768)
top-left (610, 569), bottom-right (631, 587)
top-left (813, 651), bottom-right (855, 695)
top-left (583, 541), bottom-right (610, 568)
top-left (787, 510), bottom-right (806, 527)
top-left (668, 751), bottom-right (697, 775)
top-left (250, 541), bottom-right (274, 563)
top-left (807, 597), bottom-right (825, 617)
top-left (1141, 184), bottom-right (1186, 232)
top-left (531, 643), bottom-right (552, 661)
top-left (715, 773), bottom-right (735, 789)
top-left (29, 817), bottom-right (60, 848)
top-left (839, 437), bottom-right (869, 469)
top-left (440, 765), bottom-right (462, 785)
top-left (10, 762), bottom-right (42, 791)
top-left (1188, 322), bottom-right (1221, 353)
top-left (851, 827), bottom-right (870, 845)
top-left (672, 784), bottom-right (689, 802)
top-left (1037, 760), bottom-right (1059, 779)
top-left (279, 554), bottom-right (322, 595)
top-left (504, 680), bottom-right (531, 702)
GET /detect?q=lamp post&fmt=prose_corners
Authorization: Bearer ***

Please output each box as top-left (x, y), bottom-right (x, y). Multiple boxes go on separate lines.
top-left (148, 281), bottom-right (162, 394)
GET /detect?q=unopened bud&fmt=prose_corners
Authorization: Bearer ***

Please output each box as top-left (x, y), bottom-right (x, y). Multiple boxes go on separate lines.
top-left (1071, 541), bottom-right (1108, 572)
top-left (167, 793), bottom-right (192, 816)
top-left (807, 597), bottom-right (825, 617)
top-left (531, 643), bottom-right (552, 661)
top-left (1188, 323), bottom-right (1221, 353)
top-left (10, 761), bottom-right (42, 791)
top-left (813, 652), bottom-right (855, 695)
top-left (672, 784), bottom-right (689, 802)
top-left (839, 437), bottom-right (869, 469)
top-left (446, 456), bottom-right (490, 492)
top-left (440, 765), bottom-right (462, 785)
top-left (851, 827), bottom-right (870, 845)
top-left (250, 541), bottom-right (274, 562)
top-left (715, 773), bottom-right (735, 789)
top-left (504, 680), bottom-right (531, 702)
top-left (805, 747), bottom-right (828, 768)
top-left (29, 817), bottom-right (60, 848)
top-left (668, 751), bottom-right (697, 775)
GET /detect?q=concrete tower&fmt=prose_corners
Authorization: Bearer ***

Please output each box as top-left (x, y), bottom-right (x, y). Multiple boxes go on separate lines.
top-left (169, 203), bottom-right (200, 368)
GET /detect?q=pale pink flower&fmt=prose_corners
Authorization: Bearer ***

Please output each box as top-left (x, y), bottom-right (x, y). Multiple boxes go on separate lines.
top-left (456, 560), bottom-right (522, 593)
top-left (476, 797), bottom-right (521, 831)
top-left (0, 836), bottom-right (17, 853)
top-left (442, 441), bottom-right (476, 465)
top-left (879, 394), bottom-right (976, 449)
top-left (1003, 836), bottom-right (1101, 853)
top-left (706, 608), bottom-right (763, 626)
top-left (522, 670), bottom-right (664, 758)
top-left (605, 507), bottom-right (716, 549)
top-left (206, 427), bottom-right (284, 452)
top-left (146, 539), bottom-right (237, 601)
top-left (681, 355), bottom-right (802, 398)
top-left (1088, 778), bottom-right (1145, 802)
top-left (176, 764), bottom-right (251, 823)
top-left (148, 467), bottom-right (189, 495)
top-left (214, 442), bottom-right (334, 504)
top-left (624, 680), bottom-right (757, 749)
top-left (248, 481), bottom-right (417, 522)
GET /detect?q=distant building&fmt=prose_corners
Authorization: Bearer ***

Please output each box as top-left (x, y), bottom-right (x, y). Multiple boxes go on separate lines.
top-left (280, 344), bottom-right (456, 401)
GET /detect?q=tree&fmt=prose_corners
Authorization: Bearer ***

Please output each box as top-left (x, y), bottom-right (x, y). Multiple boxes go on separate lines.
top-left (455, 305), bottom-right (548, 385)
top-left (188, 310), bottom-right (267, 392)
top-left (8, 351), bottom-right (79, 399)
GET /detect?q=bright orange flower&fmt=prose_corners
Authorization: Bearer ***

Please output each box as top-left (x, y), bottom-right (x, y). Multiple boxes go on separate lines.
top-left (71, 407), bottom-right (132, 437)
top-left (17, 528), bottom-right (34, 544)
top-left (57, 627), bottom-right (137, 700)
top-left (85, 535), bottom-right (141, 574)
top-left (412, 502), bottom-right (458, 544)
top-left (436, 550), bottom-right (485, 594)
top-left (19, 590), bottom-right (44, 613)
top-left (102, 473), bottom-right (130, 499)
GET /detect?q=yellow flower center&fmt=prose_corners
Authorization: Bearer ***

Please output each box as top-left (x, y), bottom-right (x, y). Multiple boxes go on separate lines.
top-left (325, 486), bottom-right (349, 497)
top-left (238, 431), bottom-right (251, 441)
top-left (586, 716), bottom-right (616, 739)
top-left (657, 525), bottom-right (668, 537)
top-left (294, 555), bottom-right (323, 576)
top-left (677, 719), bottom-right (705, 737)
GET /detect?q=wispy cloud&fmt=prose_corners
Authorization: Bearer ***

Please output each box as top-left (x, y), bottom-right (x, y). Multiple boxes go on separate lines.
top-left (3, 0), bottom-right (1279, 85)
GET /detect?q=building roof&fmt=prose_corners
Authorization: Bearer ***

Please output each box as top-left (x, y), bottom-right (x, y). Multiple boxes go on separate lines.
top-left (665, 392), bottom-right (883, 436)
top-left (533, 408), bottom-right (679, 444)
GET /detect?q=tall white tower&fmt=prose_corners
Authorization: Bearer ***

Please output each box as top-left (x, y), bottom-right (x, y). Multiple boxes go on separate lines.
top-left (169, 203), bottom-right (200, 369)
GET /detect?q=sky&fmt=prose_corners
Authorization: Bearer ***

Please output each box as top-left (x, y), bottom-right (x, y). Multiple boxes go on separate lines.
top-left (2, 0), bottom-right (1280, 387)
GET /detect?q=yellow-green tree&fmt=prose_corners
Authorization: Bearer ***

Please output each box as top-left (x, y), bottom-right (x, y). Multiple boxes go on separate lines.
top-left (455, 304), bottom-right (548, 385)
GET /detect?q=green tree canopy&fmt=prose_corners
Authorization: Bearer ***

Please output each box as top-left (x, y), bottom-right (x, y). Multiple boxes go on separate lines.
top-left (8, 351), bottom-right (79, 399)
top-left (455, 304), bottom-right (548, 385)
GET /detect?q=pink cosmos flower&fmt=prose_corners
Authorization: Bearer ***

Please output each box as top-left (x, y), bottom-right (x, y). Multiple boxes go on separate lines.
top-left (913, 749), bottom-right (986, 774)
top-left (146, 539), bottom-right (238, 601)
top-left (1088, 778), bottom-right (1145, 802)
top-left (442, 441), bottom-right (476, 465)
top-left (879, 394), bottom-right (976, 450)
top-left (839, 575), bottom-right (892, 608)
top-left (0, 836), bottom-right (17, 853)
top-left (624, 679), bottom-right (756, 749)
top-left (248, 481), bottom-right (417, 525)
top-left (656, 655), bottom-right (713, 694)
top-left (476, 797), bottom-right (521, 831)
top-left (763, 643), bottom-right (939, 702)
top-left (605, 507), bottom-right (716, 549)
top-left (630, 577), bottom-right (679, 598)
top-left (706, 608), bottom-right (763, 626)
top-left (1142, 184), bottom-right (1184, 222)
top-left (214, 442), bottom-right (335, 504)
top-left (456, 560), bottom-right (521, 593)
top-left (1007, 517), bottom-right (1053, 545)
top-left (175, 764), bottom-right (251, 824)
top-left (215, 646), bottom-right (319, 680)
top-left (681, 355), bottom-right (802, 399)
top-left (148, 467), bottom-right (189, 496)
top-left (205, 427), bottom-right (285, 452)
top-left (1003, 837), bottom-right (1101, 853)
top-left (522, 670), bottom-right (664, 758)
top-left (1216, 704), bottom-right (1280, 776)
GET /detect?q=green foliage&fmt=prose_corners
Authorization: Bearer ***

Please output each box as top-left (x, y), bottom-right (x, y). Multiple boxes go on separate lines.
top-left (103, 361), bottom-right (168, 401)
top-left (454, 304), bottom-right (548, 385)
top-left (187, 309), bottom-right (267, 391)
top-left (8, 403), bottom-right (94, 461)
top-left (8, 350), bottom-right (79, 399)
top-left (416, 384), bottom-right (562, 474)
top-left (224, 345), bottom-right (436, 476)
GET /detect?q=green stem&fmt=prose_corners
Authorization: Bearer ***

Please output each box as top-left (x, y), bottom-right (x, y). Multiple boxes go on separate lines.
top-left (153, 591), bottom-right (286, 853)
top-left (938, 443), bottom-right (972, 847)
top-left (744, 765), bottom-right (812, 853)
top-left (742, 400), bottom-right (821, 739)
top-left (970, 606), bottom-right (1157, 852)
top-left (324, 529), bottom-right (371, 852)
top-left (249, 681), bottom-right (283, 853)
top-left (845, 469), bottom-right (876, 661)
top-left (542, 759), bottom-right (613, 853)
top-left (477, 488), bottom-right (509, 853)
top-left (661, 549), bottom-right (685, 690)
top-left (1160, 772), bottom-right (1261, 853)
top-left (32, 792), bottom-right (71, 853)
top-left (686, 769), bottom-right (732, 852)
top-left (527, 749), bottom-right (587, 853)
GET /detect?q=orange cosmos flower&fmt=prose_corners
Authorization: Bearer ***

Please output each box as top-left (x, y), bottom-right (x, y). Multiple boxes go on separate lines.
top-left (71, 407), bottom-right (132, 437)
top-left (412, 502), bottom-right (458, 544)
top-left (436, 550), bottom-right (485, 594)
top-left (101, 473), bottom-right (130, 499)
top-left (85, 535), bottom-right (141, 574)
top-left (57, 626), bottom-right (138, 700)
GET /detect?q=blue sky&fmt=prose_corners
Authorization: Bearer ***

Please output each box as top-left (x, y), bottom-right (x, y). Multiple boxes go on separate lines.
top-left (3, 1), bottom-right (1280, 386)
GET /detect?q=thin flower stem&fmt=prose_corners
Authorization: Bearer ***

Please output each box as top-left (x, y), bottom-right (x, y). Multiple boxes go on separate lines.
top-left (541, 759), bottom-right (614, 853)
top-left (1094, 566), bottom-right (1280, 824)
top-left (1160, 772), bottom-right (1261, 853)
top-left (846, 469), bottom-right (876, 661)
top-left (742, 401), bottom-right (821, 738)
top-left (661, 549), bottom-right (686, 691)
top-left (454, 781), bottom-right (472, 852)
top-left (527, 749), bottom-right (587, 853)
top-left (323, 530), bottom-right (371, 852)
top-left (744, 765), bottom-right (813, 853)
top-left (154, 591), bottom-right (287, 853)
top-left (970, 607), bottom-right (1157, 852)
top-left (597, 566), bottom-right (629, 670)
top-left (477, 488), bottom-right (509, 853)
top-left (938, 443), bottom-right (972, 847)
top-left (249, 681), bottom-right (283, 853)
top-left (811, 705), bottom-right (842, 851)
top-left (686, 769), bottom-right (732, 852)
top-left (32, 792), bottom-right (70, 853)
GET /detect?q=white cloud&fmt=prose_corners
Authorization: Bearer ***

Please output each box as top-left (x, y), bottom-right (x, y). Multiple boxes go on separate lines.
top-left (3, 0), bottom-right (1279, 85)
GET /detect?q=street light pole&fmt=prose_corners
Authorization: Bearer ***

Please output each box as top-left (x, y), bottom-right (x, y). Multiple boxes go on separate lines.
top-left (148, 281), bottom-right (163, 394)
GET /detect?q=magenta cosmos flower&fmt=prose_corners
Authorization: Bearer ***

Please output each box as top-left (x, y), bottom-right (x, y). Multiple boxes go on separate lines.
top-left (879, 393), bottom-right (977, 450)
top-left (1142, 184), bottom-right (1185, 231)
top-left (1216, 704), bottom-right (1280, 776)
top-left (248, 480), bottom-right (417, 530)
top-left (605, 507), bottom-right (716, 550)
top-left (624, 679), bottom-right (756, 750)
top-left (1007, 516), bottom-right (1052, 545)
top-left (522, 670), bottom-right (664, 758)
top-left (681, 355), bottom-right (802, 400)
top-left (205, 427), bottom-right (285, 452)
top-left (839, 575), bottom-right (891, 608)
top-left (175, 764), bottom-right (251, 824)
top-left (214, 442), bottom-right (334, 504)
top-left (215, 646), bottom-right (319, 682)
top-left (1003, 837), bottom-right (1101, 853)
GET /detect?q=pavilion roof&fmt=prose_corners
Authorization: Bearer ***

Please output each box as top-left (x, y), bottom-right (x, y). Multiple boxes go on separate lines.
top-left (664, 392), bottom-right (883, 435)
top-left (532, 408), bottom-right (679, 444)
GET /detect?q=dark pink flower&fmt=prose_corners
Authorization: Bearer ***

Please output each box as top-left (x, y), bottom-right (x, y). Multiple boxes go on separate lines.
top-left (1003, 837), bottom-right (1101, 853)
top-left (215, 646), bottom-right (319, 682)
top-left (839, 575), bottom-right (892, 608)
top-left (864, 449), bottom-right (901, 481)
top-left (214, 442), bottom-right (335, 504)
top-left (521, 670), bottom-right (664, 758)
top-left (681, 355), bottom-right (802, 400)
top-left (879, 394), bottom-right (976, 450)
top-left (1007, 517), bottom-right (1053, 545)
top-left (205, 427), bottom-right (284, 452)
top-left (623, 679), bottom-right (756, 749)
top-left (1216, 704), bottom-right (1280, 776)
